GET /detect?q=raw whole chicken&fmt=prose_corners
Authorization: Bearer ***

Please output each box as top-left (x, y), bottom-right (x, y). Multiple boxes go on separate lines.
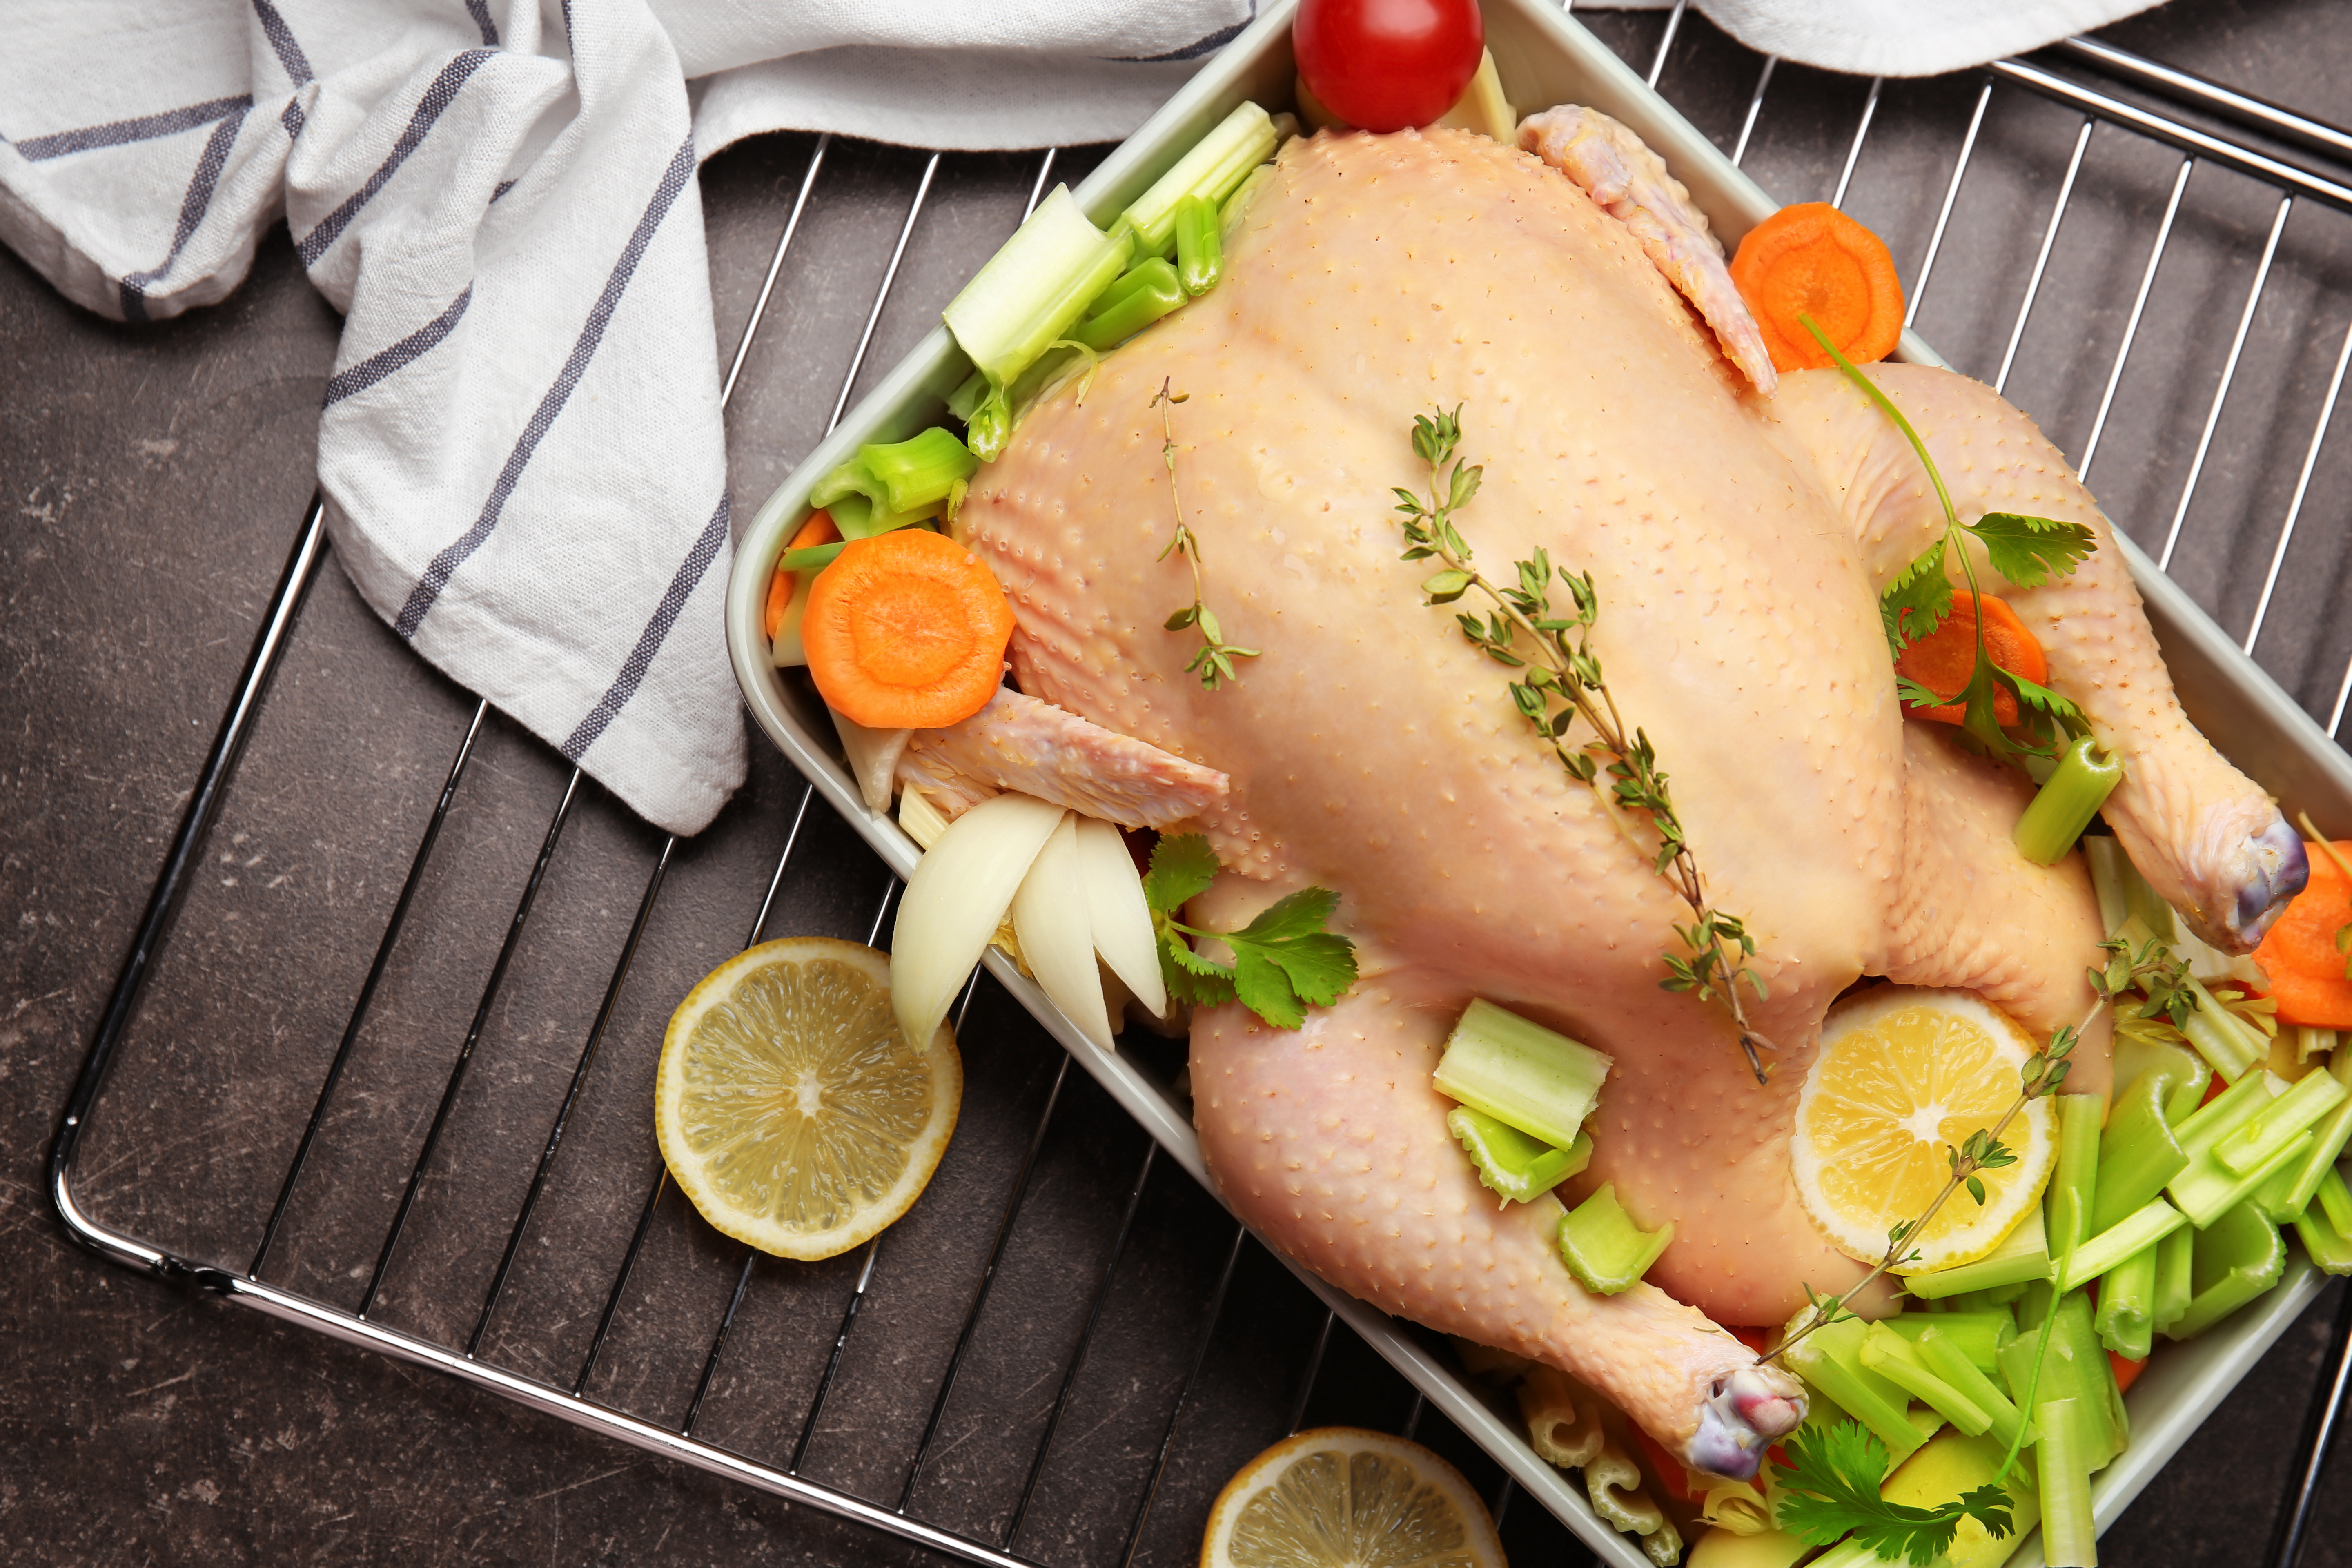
top-left (946, 122), bottom-right (2306, 1475)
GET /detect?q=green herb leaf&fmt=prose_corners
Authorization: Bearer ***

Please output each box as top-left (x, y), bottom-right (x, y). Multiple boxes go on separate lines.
top-left (1143, 832), bottom-right (1221, 913)
top-left (1774, 1420), bottom-right (2013, 1566)
top-left (1965, 512), bottom-right (2098, 588)
top-left (1145, 837), bottom-right (1357, 1028)
top-left (1880, 540), bottom-right (1953, 657)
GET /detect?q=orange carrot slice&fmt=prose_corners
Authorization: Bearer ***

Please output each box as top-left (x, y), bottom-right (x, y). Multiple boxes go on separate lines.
top-left (1894, 592), bottom-right (2049, 728)
top-left (802, 528), bottom-right (1014, 730)
top-left (2256, 843), bottom-right (2352, 1026)
top-left (1729, 202), bottom-right (1905, 373)
top-left (2110, 1351), bottom-right (2147, 1394)
top-left (765, 510), bottom-right (842, 642)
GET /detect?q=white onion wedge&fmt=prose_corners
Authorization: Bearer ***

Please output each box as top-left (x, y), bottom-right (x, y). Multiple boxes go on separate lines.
top-left (1073, 815), bottom-right (1165, 1019)
top-left (1013, 813), bottom-right (1115, 1051)
top-left (891, 791), bottom-right (1063, 1050)
top-left (831, 708), bottom-right (912, 813)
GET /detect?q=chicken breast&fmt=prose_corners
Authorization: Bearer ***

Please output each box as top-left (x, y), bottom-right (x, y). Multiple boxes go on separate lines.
top-left (953, 125), bottom-right (2301, 1472)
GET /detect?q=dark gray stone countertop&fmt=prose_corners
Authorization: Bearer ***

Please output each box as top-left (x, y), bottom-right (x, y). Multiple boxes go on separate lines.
top-left (7, 5), bottom-right (2352, 1564)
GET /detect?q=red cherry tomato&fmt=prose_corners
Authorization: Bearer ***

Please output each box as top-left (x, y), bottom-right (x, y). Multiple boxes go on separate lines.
top-left (1294, 0), bottom-right (1485, 133)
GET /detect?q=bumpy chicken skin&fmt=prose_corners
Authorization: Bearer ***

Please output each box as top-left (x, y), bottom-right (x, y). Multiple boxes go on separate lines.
top-left (953, 127), bottom-right (2299, 1468)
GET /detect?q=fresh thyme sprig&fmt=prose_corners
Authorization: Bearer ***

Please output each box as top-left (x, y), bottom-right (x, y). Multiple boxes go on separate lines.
top-left (1773, 935), bottom-right (2193, 1364)
top-left (1393, 405), bottom-right (1776, 1085)
top-left (1797, 315), bottom-right (2100, 759)
top-left (1152, 380), bottom-right (1258, 689)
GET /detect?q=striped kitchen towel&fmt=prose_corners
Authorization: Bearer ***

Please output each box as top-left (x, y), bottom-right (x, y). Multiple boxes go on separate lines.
top-left (0, 0), bottom-right (1251, 836)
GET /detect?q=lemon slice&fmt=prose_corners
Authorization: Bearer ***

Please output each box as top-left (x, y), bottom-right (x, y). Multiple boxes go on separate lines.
top-left (655, 937), bottom-right (960, 1261)
top-left (1791, 986), bottom-right (2057, 1273)
top-left (1201, 1427), bottom-right (1506, 1568)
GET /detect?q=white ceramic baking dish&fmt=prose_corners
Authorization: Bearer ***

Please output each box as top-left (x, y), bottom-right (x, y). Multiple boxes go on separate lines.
top-left (724, 2), bottom-right (2352, 1559)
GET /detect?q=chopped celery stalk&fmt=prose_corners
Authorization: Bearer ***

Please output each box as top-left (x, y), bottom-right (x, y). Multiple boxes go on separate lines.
top-left (1119, 101), bottom-right (1278, 255)
top-left (809, 456), bottom-right (875, 510)
top-left (944, 185), bottom-right (1132, 459)
top-left (1070, 258), bottom-right (1186, 352)
top-left (2298, 1025), bottom-right (2339, 1062)
top-left (778, 540), bottom-right (849, 573)
top-left (2152, 1224), bottom-right (2194, 1332)
top-left (1859, 1323), bottom-right (1992, 1435)
top-left (2035, 1396), bottom-right (2100, 1567)
top-left (1218, 162), bottom-right (1274, 236)
top-left (860, 428), bottom-right (978, 517)
top-left (2057, 1198), bottom-right (2186, 1292)
top-left (2082, 836), bottom-right (2132, 936)
top-left (2117, 849), bottom-right (2178, 942)
top-left (2014, 736), bottom-right (2124, 864)
top-left (2294, 1206), bottom-right (2352, 1275)
top-left (2173, 1069), bottom-right (2273, 1155)
top-left (2181, 973), bottom-right (2267, 1082)
top-left (2108, 1035), bottom-right (2207, 1125)
top-left (2167, 1200), bottom-right (2286, 1339)
top-left (1432, 998), bottom-right (1613, 1149)
top-left (946, 368), bottom-right (988, 423)
top-left (1904, 1204), bottom-right (2053, 1299)
top-left (2169, 1126), bottom-right (2311, 1228)
top-left (1914, 1325), bottom-right (2032, 1448)
top-left (1173, 193), bottom-right (1221, 296)
top-left (2319, 1164), bottom-right (2352, 1237)
top-left (2254, 1158), bottom-right (2315, 1224)
top-left (2091, 1071), bottom-right (2188, 1233)
top-left (2262, 1051), bottom-right (2352, 1216)
top-left (2214, 1063), bottom-right (2345, 1174)
top-left (1999, 1290), bottom-right (2124, 1466)
top-left (1557, 1183), bottom-right (1671, 1295)
top-left (2092, 1241), bottom-right (2158, 1361)
top-left (1948, 1282), bottom-right (2031, 1312)
top-left (1446, 1107), bottom-right (1590, 1204)
top-left (1882, 1307), bottom-right (2015, 1374)
top-left (2046, 1093), bottom-right (2104, 1265)
top-left (1781, 1318), bottom-right (1926, 1463)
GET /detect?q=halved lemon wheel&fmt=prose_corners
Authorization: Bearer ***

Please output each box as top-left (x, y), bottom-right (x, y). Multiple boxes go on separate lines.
top-left (1200, 1427), bottom-right (1506, 1568)
top-left (1791, 986), bottom-right (2057, 1273)
top-left (654, 937), bottom-right (960, 1261)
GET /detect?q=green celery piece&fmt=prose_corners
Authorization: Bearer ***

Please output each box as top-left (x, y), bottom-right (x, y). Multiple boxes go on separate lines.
top-left (1069, 257), bottom-right (1186, 353)
top-left (1118, 101), bottom-right (1277, 255)
top-left (2214, 1067), bottom-right (2346, 1174)
top-left (2047, 1093), bottom-right (2104, 1265)
top-left (1999, 1290), bottom-right (2124, 1468)
top-left (1173, 193), bottom-right (1221, 296)
top-left (1859, 1322), bottom-right (1992, 1436)
top-left (2181, 973), bottom-right (2267, 1082)
top-left (2082, 835), bottom-right (2132, 936)
top-left (2319, 1164), bottom-right (2352, 1237)
top-left (1218, 162), bottom-right (1274, 236)
top-left (2058, 1198), bottom-right (2187, 1292)
top-left (2152, 1224), bottom-right (2194, 1332)
top-left (1782, 1317), bottom-right (1927, 1464)
top-left (1947, 1281), bottom-right (2030, 1311)
top-left (2094, 1240), bottom-right (2158, 1361)
top-left (2173, 1069), bottom-right (2274, 1155)
top-left (2116, 849), bottom-right (2178, 941)
top-left (1446, 1107), bottom-right (1590, 1204)
top-left (1882, 1308), bottom-right (2015, 1374)
top-left (2170, 1127), bottom-right (2312, 1228)
top-left (1433, 999), bottom-right (1613, 1149)
top-left (2108, 1035), bottom-right (2207, 1127)
top-left (2258, 1049), bottom-right (2352, 1216)
top-left (1914, 1325), bottom-right (2032, 1449)
top-left (1557, 1183), bottom-right (1671, 1294)
top-left (946, 368), bottom-right (989, 424)
top-left (2092, 1070), bottom-right (2189, 1234)
top-left (2167, 1200), bottom-right (2286, 1340)
top-left (2035, 1396), bottom-right (2100, 1568)
top-left (2014, 736), bottom-right (2124, 864)
top-left (1903, 1203), bottom-right (2053, 1300)
top-left (2293, 1206), bottom-right (2352, 1275)
top-left (809, 455), bottom-right (876, 510)
top-left (860, 427), bottom-right (977, 517)
top-left (777, 540), bottom-right (849, 573)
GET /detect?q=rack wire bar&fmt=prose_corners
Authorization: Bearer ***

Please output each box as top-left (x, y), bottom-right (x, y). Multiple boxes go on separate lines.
top-left (1829, 76), bottom-right (1883, 209)
top-left (2158, 194), bottom-right (2294, 571)
top-left (829, 151), bottom-right (944, 431)
top-left (2268, 1284), bottom-right (2352, 1568)
top-left (1644, 0), bottom-right (1686, 91)
top-left (2076, 157), bottom-right (2193, 481)
top-left (2051, 36), bottom-right (2352, 167)
top-left (1729, 55), bottom-right (1775, 169)
top-left (1117, 1223), bottom-right (1251, 1568)
top-left (2243, 314), bottom-right (2352, 655)
top-left (1992, 116), bottom-right (2094, 396)
top-left (1904, 81), bottom-right (1992, 329)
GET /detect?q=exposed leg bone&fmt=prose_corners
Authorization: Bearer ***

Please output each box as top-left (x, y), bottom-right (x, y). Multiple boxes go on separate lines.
top-left (1519, 105), bottom-right (1777, 395)
top-left (1771, 363), bottom-right (2306, 951)
top-left (1190, 975), bottom-right (1803, 1474)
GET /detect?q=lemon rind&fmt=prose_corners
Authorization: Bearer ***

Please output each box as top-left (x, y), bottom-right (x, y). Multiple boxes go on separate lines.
top-left (1199, 1425), bottom-right (1506, 1568)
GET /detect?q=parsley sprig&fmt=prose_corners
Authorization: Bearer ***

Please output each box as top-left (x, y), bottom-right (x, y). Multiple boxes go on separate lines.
top-left (1152, 381), bottom-right (1258, 689)
top-left (1142, 833), bottom-right (1358, 1029)
top-left (1393, 406), bottom-right (1776, 1084)
top-left (1775, 1419), bottom-right (2014, 1565)
top-left (1799, 316), bottom-right (2099, 757)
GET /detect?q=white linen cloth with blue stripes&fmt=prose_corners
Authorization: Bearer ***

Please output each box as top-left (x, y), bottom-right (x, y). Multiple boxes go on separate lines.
top-left (0, 0), bottom-right (1252, 835)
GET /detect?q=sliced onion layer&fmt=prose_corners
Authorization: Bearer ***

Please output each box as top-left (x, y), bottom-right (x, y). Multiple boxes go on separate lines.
top-left (891, 791), bottom-right (1064, 1049)
top-left (1013, 813), bottom-right (1114, 1051)
top-left (1073, 816), bottom-right (1165, 1019)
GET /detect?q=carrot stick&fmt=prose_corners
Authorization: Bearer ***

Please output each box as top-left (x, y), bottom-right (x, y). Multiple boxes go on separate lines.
top-left (1893, 592), bottom-right (2048, 727)
top-left (765, 510), bottom-right (841, 642)
top-left (1729, 202), bottom-right (1905, 373)
top-left (2109, 1351), bottom-right (2147, 1394)
top-left (801, 528), bottom-right (1014, 730)
top-left (2257, 843), bottom-right (2352, 1026)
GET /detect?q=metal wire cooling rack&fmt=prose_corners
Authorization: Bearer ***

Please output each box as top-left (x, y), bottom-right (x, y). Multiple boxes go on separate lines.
top-left (45, 14), bottom-right (2352, 1566)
